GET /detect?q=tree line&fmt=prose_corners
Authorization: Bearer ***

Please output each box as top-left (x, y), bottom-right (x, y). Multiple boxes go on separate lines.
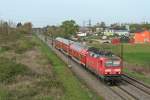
top-left (45, 20), bottom-right (79, 38)
top-left (44, 20), bottom-right (150, 39)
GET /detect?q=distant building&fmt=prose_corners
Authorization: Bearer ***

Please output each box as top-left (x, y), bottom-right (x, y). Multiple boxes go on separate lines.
top-left (134, 30), bottom-right (150, 43)
top-left (78, 27), bottom-right (95, 35)
top-left (77, 32), bottom-right (87, 37)
top-left (96, 27), bottom-right (103, 33)
top-left (103, 28), bottom-right (129, 36)
top-left (114, 30), bottom-right (129, 36)
top-left (103, 28), bottom-right (114, 36)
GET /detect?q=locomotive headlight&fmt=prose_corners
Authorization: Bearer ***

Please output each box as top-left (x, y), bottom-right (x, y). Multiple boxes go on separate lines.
top-left (113, 61), bottom-right (120, 65)
top-left (105, 69), bottom-right (111, 75)
top-left (105, 69), bottom-right (111, 72)
top-left (105, 60), bottom-right (121, 67)
top-left (114, 69), bottom-right (121, 74)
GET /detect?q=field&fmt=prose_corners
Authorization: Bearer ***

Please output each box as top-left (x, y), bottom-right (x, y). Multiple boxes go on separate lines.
top-left (0, 33), bottom-right (102, 100)
top-left (88, 41), bottom-right (150, 84)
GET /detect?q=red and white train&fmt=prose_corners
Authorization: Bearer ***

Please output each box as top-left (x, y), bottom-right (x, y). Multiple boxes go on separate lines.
top-left (54, 37), bottom-right (123, 83)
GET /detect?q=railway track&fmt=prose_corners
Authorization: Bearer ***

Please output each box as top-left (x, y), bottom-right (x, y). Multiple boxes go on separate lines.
top-left (123, 74), bottom-right (150, 95)
top-left (108, 85), bottom-right (138, 100)
top-left (107, 74), bottom-right (150, 100)
top-left (36, 33), bottom-right (150, 100)
top-left (117, 74), bottom-right (150, 100)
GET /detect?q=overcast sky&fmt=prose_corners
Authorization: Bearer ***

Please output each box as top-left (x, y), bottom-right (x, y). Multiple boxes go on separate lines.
top-left (0, 0), bottom-right (149, 27)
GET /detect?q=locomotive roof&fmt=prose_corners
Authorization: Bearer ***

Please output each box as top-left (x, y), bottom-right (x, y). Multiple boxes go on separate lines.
top-left (88, 47), bottom-right (115, 57)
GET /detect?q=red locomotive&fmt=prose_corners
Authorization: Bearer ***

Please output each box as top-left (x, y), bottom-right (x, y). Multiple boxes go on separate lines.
top-left (54, 37), bottom-right (123, 83)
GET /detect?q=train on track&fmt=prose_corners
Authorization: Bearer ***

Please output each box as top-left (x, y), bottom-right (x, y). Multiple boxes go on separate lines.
top-left (54, 37), bottom-right (123, 83)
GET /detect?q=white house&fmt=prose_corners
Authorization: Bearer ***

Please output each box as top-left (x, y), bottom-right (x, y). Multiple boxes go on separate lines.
top-left (77, 32), bottom-right (87, 37)
top-left (103, 28), bottom-right (129, 36)
top-left (103, 28), bottom-right (114, 36)
top-left (114, 30), bottom-right (129, 36)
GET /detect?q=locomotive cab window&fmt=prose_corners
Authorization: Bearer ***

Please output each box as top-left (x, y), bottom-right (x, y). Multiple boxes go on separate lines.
top-left (93, 54), bottom-right (99, 58)
top-left (105, 60), bottom-right (120, 67)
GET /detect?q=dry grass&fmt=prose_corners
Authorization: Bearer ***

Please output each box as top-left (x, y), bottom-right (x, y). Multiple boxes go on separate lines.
top-left (7, 47), bottom-right (64, 100)
top-left (0, 35), bottom-right (64, 100)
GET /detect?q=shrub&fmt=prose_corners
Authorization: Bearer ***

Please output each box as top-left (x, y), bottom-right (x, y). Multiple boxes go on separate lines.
top-left (0, 46), bottom-right (10, 53)
top-left (0, 57), bottom-right (28, 83)
top-left (14, 38), bottom-right (36, 54)
top-left (0, 87), bottom-right (10, 100)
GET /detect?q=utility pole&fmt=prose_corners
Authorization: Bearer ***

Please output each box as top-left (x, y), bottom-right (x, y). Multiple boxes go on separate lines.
top-left (88, 19), bottom-right (92, 28)
top-left (88, 19), bottom-right (92, 33)
top-left (88, 19), bottom-right (91, 28)
top-left (121, 42), bottom-right (124, 67)
top-left (51, 33), bottom-right (54, 47)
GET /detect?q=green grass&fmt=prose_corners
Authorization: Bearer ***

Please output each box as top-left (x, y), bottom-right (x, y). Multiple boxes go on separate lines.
top-left (0, 87), bottom-right (10, 100)
top-left (122, 44), bottom-right (150, 66)
top-left (0, 57), bottom-right (29, 83)
top-left (0, 57), bottom-right (31, 99)
top-left (13, 36), bottom-right (38, 54)
top-left (0, 46), bottom-right (10, 54)
top-left (113, 44), bottom-right (150, 67)
top-left (34, 35), bottom-right (103, 100)
top-left (124, 68), bottom-right (150, 85)
top-left (0, 32), bottom-right (21, 44)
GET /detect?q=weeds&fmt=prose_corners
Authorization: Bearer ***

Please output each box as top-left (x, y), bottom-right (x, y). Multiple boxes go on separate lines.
top-left (0, 57), bottom-right (29, 83)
